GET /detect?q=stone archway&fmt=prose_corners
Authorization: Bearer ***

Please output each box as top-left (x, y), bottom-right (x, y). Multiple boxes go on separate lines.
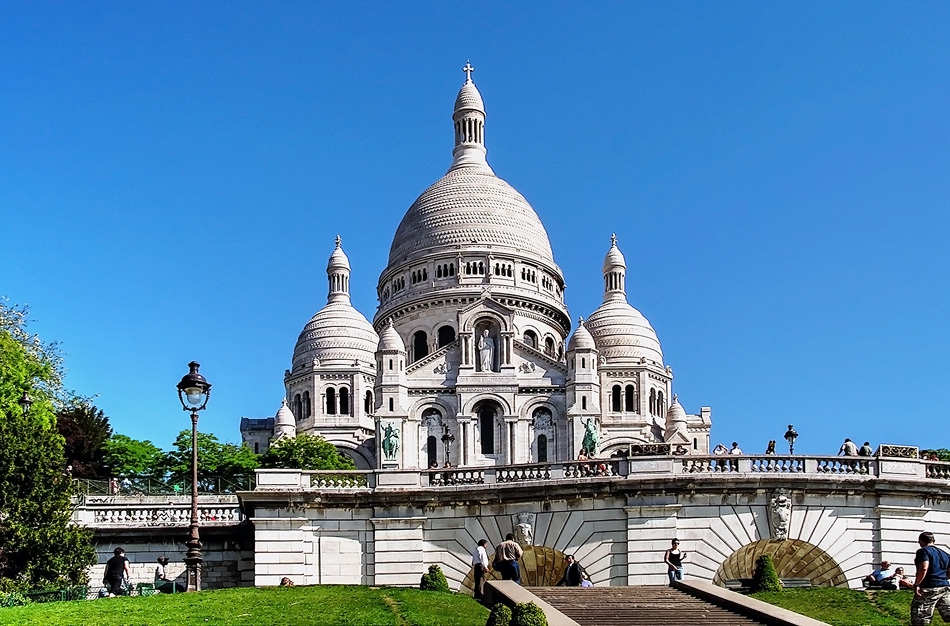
top-left (459, 546), bottom-right (588, 595)
top-left (713, 539), bottom-right (847, 587)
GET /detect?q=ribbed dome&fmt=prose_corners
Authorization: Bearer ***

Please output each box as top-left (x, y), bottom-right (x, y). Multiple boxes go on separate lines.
top-left (387, 166), bottom-right (556, 266)
top-left (568, 317), bottom-right (596, 351)
top-left (666, 397), bottom-right (687, 426)
top-left (292, 302), bottom-right (378, 367)
top-left (603, 235), bottom-right (626, 271)
top-left (585, 300), bottom-right (663, 365)
top-left (455, 80), bottom-right (484, 112)
top-left (328, 236), bottom-right (350, 270)
top-left (377, 319), bottom-right (405, 352)
top-left (275, 399), bottom-right (295, 426)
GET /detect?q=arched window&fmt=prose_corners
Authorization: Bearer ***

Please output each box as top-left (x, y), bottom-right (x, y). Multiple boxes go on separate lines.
top-left (544, 337), bottom-right (555, 357)
top-left (303, 391), bottom-right (311, 418)
top-left (478, 261), bottom-right (484, 274)
top-left (611, 385), bottom-right (622, 412)
top-left (477, 403), bottom-right (495, 455)
top-left (339, 387), bottom-right (350, 415)
top-left (625, 385), bottom-right (636, 412)
top-left (427, 436), bottom-right (437, 467)
top-left (582, 395), bottom-right (587, 410)
top-left (649, 388), bottom-right (656, 415)
top-left (388, 398), bottom-right (394, 412)
top-left (364, 390), bottom-right (373, 414)
top-left (657, 391), bottom-right (665, 417)
top-left (293, 394), bottom-right (302, 419)
top-left (412, 331), bottom-right (428, 363)
top-left (326, 388), bottom-right (337, 415)
top-left (537, 434), bottom-right (548, 463)
top-left (693, 438), bottom-right (698, 450)
top-left (523, 330), bottom-right (537, 349)
top-left (254, 442), bottom-right (259, 454)
top-left (438, 326), bottom-right (456, 347)
top-left (436, 265), bottom-right (443, 278)
top-left (581, 357), bottom-right (586, 369)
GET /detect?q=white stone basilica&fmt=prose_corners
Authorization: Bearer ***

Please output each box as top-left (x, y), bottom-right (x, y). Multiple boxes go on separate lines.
top-left (243, 65), bottom-right (711, 469)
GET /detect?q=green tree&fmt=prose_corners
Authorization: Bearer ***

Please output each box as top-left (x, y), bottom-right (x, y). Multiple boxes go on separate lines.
top-left (101, 434), bottom-right (165, 479)
top-left (259, 434), bottom-right (356, 470)
top-left (0, 306), bottom-right (95, 590)
top-left (57, 403), bottom-right (112, 478)
top-left (163, 430), bottom-right (259, 490)
top-left (751, 554), bottom-right (782, 592)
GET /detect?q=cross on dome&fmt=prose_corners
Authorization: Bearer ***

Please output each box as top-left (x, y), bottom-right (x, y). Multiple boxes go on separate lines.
top-left (463, 61), bottom-right (474, 82)
top-left (610, 233), bottom-right (617, 247)
top-left (335, 234), bottom-right (342, 248)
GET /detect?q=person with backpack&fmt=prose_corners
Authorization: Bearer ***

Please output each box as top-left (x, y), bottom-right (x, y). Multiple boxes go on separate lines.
top-left (911, 531), bottom-right (950, 625)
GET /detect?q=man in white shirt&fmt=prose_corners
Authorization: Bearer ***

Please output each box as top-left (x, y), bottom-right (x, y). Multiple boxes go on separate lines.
top-left (472, 539), bottom-right (490, 599)
top-left (839, 438), bottom-right (859, 457)
top-left (729, 442), bottom-right (743, 455)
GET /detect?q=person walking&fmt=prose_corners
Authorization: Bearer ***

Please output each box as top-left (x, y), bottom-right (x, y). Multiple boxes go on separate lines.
top-left (472, 539), bottom-right (490, 599)
top-left (664, 539), bottom-right (686, 584)
top-left (103, 547), bottom-right (130, 596)
top-left (494, 533), bottom-right (524, 584)
top-left (911, 531), bottom-right (950, 625)
top-left (558, 555), bottom-right (583, 587)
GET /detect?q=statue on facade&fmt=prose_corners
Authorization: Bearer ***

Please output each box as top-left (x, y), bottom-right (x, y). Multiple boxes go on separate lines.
top-left (382, 423), bottom-right (400, 461)
top-left (770, 490), bottom-right (792, 540)
top-left (514, 512), bottom-right (535, 547)
top-left (478, 329), bottom-right (494, 372)
top-left (581, 417), bottom-right (600, 456)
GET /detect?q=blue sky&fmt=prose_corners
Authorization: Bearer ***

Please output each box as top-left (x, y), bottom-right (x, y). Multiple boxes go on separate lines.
top-left (1, 2), bottom-right (947, 454)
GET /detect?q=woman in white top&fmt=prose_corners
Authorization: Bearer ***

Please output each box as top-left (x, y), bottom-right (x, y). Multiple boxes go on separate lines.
top-left (155, 556), bottom-right (185, 593)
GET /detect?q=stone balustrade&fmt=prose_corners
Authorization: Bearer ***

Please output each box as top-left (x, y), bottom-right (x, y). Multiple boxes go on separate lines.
top-left (251, 450), bottom-right (949, 491)
top-left (72, 495), bottom-right (245, 529)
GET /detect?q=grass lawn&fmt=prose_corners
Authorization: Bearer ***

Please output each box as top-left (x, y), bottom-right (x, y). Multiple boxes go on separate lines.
top-left (752, 588), bottom-right (949, 626)
top-left (0, 585), bottom-right (490, 626)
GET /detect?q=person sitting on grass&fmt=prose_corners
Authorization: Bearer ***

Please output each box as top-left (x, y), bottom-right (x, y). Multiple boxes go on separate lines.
top-left (155, 556), bottom-right (185, 593)
top-left (280, 577), bottom-right (295, 587)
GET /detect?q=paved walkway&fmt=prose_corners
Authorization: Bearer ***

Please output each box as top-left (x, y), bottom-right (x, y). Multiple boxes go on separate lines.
top-left (530, 585), bottom-right (768, 626)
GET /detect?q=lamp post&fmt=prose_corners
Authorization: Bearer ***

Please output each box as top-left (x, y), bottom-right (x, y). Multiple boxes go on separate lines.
top-left (176, 361), bottom-right (211, 592)
top-left (441, 425), bottom-right (456, 466)
top-left (17, 391), bottom-right (32, 416)
top-left (784, 424), bottom-right (798, 455)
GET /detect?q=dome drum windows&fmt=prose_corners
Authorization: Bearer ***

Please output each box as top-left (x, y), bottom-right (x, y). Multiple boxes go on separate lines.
top-left (392, 276), bottom-right (406, 293)
top-left (523, 330), bottom-right (538, 349)
top-left (493, 262), bottom-right (513, 277)
top-left (465, 261), bottom-right (486, 276)
top-left (412, 330), bottom-right (429, 363)
top-left (435, 263), bottom-right (456, 279)
top-left (520, 267), bottom-right (537, 283)
top-left (324, 386), bottom-right (352, 416)
top-left (648, 388), bottom-right (665, 417)
top-left (410, 267), bottom-right (429, 285)
top-left (437, 325), bottom-right (456, 348)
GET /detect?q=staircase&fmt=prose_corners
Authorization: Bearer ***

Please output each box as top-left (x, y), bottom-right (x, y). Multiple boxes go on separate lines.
top-left (530, 585), bottom-right (768, 626)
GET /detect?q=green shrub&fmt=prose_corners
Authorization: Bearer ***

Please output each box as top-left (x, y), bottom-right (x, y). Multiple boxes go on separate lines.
top-left (512, 601), bottom-right (548, 626)
top-left (419, 564), bottom-right (450, 592)
top-left (486, 602), bottom-right (513, 626)
top-left (751, 554), bottom-right (782, 592)
top-left (0, 591), bottom-right (29, 607)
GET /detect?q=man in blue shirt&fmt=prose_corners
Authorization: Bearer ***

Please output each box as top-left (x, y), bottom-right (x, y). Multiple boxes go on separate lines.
top-left (912, 531), bottom-right (950, 625)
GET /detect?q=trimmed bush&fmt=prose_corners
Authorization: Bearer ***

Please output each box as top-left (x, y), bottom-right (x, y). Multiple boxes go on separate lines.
top-left (419, 564), bottom-right (450, 592)
top-left (751, 554), bottom-right (782, 592)
top-left (512, 601), bottom-right (548, 626)
top-left (486, 602), bottom-right (513, 626)
top-left (0, 591), bottom-right (29, 607)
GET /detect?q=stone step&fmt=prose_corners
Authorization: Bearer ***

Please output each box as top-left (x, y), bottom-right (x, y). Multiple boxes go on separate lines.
top-left (531, 586), bottom-right (768, 626)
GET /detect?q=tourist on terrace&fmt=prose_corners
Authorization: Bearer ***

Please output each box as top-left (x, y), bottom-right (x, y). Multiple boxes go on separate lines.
top-left (859, 442), bottom-right (874, 457)
top-left (765, 440), bottom-right (776, 455)
top-left (729, 442), bottom-right (742, 455)
top-left (864, 560), bottom-right (894, 586)
top-left (911, 531), bottom-right (950, 625)
top-left (494, 533), bottom-right (524, 584)
top-left (839, 438), bottom-right (859, 456)
top-left (712, 443), bottom-right (728, 455)
top-left (664, 539), bottom-right (686, 584)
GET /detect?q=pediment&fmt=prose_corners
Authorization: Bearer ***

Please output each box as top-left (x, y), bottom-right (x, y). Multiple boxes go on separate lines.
top-left (459, 295), bottom-right (516, 332)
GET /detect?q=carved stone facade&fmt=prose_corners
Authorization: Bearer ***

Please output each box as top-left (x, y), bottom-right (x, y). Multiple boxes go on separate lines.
top-left (242, 66), bottom-right (712, 468)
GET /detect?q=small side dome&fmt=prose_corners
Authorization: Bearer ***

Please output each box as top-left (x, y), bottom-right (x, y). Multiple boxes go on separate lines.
top-left (666, 396), bottom-right (687, 427)
top-left (603, 233), bottom-right (626, 272)
top-left (586, 300), bottom-right (663, 365)
top-left (377, 319), bottom-right (405, 352)
top-left (568, 317), bottom-right (596, 351)
top-left (273, 398), bottom-right (297, 440)
top-left (327, 235), bottom-right (350, 271)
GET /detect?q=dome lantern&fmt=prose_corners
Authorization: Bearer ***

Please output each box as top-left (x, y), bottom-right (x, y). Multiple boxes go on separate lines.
top-left (602, 233), bottom-right (627, 303)
top-left (327, 235), bottom-right (351, 305)
top-left (451, 61), bottom-right (489, 170)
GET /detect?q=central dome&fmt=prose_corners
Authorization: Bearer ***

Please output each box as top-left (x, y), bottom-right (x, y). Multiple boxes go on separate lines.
top-left (387, 165), bottom-right (556, 266)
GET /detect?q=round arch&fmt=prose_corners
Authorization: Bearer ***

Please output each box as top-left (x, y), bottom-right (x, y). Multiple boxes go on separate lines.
top-left (713, 539), bottom-right (848, 587)
top-left (462, 393), bottom-right (513, 417)
top-left (458, 545), bottom-right (589, 594)
top-left (461, 309), bottom-right (510, 333)
top-left (332, 440), bottom-right (375, 470)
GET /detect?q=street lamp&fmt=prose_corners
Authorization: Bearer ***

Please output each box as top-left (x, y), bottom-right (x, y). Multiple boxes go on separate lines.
top-left (441, 425), bottom-right (456, 466)
top-left (17, 391), bottom-right (32, 416)
top-left (784, 424), bottom-right (798, 455)
top-left (176, 361), bottom-right (211, 592)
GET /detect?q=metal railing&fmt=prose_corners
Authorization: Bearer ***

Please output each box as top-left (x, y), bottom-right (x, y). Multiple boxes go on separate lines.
top-left (75, 476), bottom-right (255, 497)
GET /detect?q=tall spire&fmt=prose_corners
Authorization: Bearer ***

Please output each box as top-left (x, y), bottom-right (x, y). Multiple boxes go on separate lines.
top-left (327, 235), bottom-right (352, 304)
top-left (602, 234), bottom-right (627, 303)
top-left (451, 62), bottom-right (489, 170)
